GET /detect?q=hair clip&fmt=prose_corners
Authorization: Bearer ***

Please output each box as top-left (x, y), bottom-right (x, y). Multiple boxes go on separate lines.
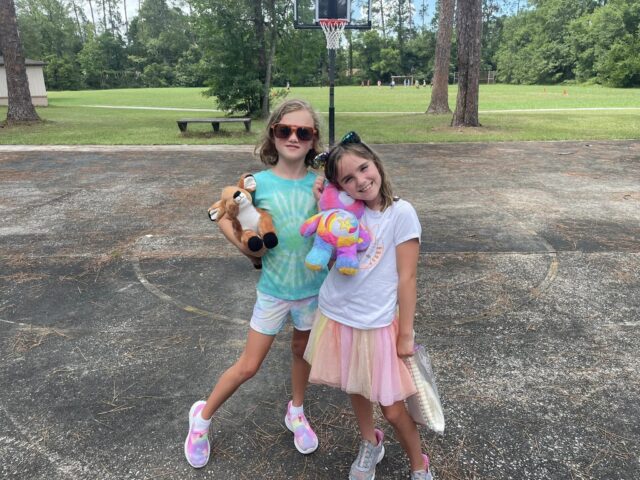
top-left (340, 131), bottom-right (361, 145)
top-left (312, 151), bottom-right (330, 170)
top-left (311, 132), bottom-right (362, 170)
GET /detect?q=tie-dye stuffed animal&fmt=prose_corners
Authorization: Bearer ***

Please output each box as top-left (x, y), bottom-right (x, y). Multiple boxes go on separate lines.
top-left (300, 182), bottom-right (371, 275)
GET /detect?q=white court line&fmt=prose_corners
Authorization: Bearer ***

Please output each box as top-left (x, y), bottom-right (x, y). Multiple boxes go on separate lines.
top-left (79, 104), bottom-right (221, 112)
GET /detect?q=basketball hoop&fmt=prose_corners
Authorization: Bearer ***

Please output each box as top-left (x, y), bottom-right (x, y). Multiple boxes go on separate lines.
top-left (319, 18), bottom-right (348, 50)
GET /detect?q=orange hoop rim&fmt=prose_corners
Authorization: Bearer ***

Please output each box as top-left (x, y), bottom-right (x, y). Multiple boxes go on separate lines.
top-left (318, 18), bottom-right (349, 27)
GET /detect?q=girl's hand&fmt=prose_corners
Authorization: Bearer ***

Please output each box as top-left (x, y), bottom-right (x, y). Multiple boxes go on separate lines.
top-left (396, 333), bottom-right (415, 358)
top-left (312, 175), bottom-right (325, 202)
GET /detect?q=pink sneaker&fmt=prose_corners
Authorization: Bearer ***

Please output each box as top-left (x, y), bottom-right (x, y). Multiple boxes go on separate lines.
top-left (184, 401), bottom-right (210, 468)
top-left (410, 453), bottom-right (434, 480)
top-left (284, 401), bottom-right (318, 454)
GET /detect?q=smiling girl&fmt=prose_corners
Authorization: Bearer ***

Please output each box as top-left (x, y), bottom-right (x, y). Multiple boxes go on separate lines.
top-left (184, 100), bottom-right (327, 468)
top-left (305, 132), bottom-right (433, 480)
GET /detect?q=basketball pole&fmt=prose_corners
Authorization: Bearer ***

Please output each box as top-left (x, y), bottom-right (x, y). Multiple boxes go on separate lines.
top-left (294, 1), bottom-right (370, 146)
top-left (327, 2), bottom-right (337, 146)
top-left (328, 48), bottom-right (336, 146)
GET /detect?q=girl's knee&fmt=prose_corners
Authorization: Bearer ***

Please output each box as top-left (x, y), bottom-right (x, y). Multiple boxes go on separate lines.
top-left (381, 402), bottom-right (407, 426)
top-left (234, 358), bottom-right (261, 381)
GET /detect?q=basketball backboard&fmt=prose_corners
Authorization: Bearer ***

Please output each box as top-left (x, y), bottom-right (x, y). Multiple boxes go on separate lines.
top-left (294, 0), bottom-right (371, 30)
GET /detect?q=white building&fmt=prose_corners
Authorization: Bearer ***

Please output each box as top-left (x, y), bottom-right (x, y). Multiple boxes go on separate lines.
top-left (0, 57), bottom-right (48, 107)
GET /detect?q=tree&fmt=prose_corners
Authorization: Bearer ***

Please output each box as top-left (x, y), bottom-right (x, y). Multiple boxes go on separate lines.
top-left (480, 0), bottom-right (504, 71)
top-left (351, 30), bottom-right (386, 82)
top-left (16, 0), bottom-right (86, 90)
top-left (495, 0), bottom-right (599, 84)
top-left (426, 0), bottom-right (455, 114)
top-left (452, 0), bottom-right (482, 127)
top-left (191, 0), bottom-right (284, 117)
top-left (570, 0), bottom-right (640, 87)
top-left (16, 0), bottom-right (85, 59)
top-left (0, 0), bottom-right (41, 123)
top-left (274, 26), bottom-right (326, 86)
top-left (77, 30), bottom-right (128, 88)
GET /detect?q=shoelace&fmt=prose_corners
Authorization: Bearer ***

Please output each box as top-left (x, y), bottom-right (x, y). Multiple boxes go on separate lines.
top-left (356, 440), bottom-right (374, 470)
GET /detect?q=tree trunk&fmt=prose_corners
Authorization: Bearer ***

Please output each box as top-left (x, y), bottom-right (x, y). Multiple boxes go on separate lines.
top-left (87, 0), bottom-right (96, 28)
top-left (70, 0), bottom-right (83, 40)
top-left (0, 0), bottom-right (41, 124)
top-left (397, 0), bottom-right (404, 66)
top-left (252, 0), bottom-right (268, 117)
top-left (261, 0), bottom-right (277, 119)
top-left (451, 0), bottom-right (483, 127)
top-left (426, 0), bottom-right (455, 114)
top-left (123, 0), bottom-right (128, 36)
top-left (101, 0), bottom-right (107, 33)
top-left (379, 0), bottom-right (386, 39)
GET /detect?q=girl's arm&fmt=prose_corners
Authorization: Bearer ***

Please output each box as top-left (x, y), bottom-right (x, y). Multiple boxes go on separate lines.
top-left (396, 238), bottom-right (420, 357)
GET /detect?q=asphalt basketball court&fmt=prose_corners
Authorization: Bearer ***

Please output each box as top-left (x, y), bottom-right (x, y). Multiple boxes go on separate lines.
top-left (1, 140), bottom-right (639, 479)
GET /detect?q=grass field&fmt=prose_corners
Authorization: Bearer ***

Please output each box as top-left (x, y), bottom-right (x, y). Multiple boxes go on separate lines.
top-left (1, 84), bottom-right (639, 144)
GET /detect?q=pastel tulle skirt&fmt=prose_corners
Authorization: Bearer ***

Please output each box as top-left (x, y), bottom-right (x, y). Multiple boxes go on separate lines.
top-left (304, 312), bottom-right (417, 406)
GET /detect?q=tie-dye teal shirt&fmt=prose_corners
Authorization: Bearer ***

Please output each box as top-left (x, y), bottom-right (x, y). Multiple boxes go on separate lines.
top-left (253, 169), bottom-right (327, 300)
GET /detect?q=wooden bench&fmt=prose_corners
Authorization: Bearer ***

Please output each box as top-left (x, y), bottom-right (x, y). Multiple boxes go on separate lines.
top-left (177, 117), bottom-right (251, 133)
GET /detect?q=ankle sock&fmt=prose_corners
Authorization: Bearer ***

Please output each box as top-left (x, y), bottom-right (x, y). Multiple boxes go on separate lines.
top-left (289, 403), bottom-right (304, 416)
top-left (193, 411), bottom-right (211, 432)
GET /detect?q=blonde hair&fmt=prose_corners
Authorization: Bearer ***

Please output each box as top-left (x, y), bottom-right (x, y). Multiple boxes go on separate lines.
top-left (324, 140), bottom-right (395, 211)
top-left (255, 99), bottom-right (323, 167)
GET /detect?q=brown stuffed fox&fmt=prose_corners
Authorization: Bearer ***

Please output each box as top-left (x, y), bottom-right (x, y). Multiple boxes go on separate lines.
top-left (208, 173), bottom-right (278, 254)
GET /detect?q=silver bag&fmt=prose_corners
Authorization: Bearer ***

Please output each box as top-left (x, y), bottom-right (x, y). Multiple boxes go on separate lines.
top-left (403, 344), bottom-right (445, 433)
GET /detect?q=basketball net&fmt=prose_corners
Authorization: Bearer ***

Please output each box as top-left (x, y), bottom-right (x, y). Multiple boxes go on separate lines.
top-left (319, 19), bottom-right (348, 50)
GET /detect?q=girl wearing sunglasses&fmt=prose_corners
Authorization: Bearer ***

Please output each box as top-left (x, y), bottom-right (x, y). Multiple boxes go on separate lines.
top-left (184, 99), bottom-right (328, 469)
top-left (305, 132), bottom-right (433, 480)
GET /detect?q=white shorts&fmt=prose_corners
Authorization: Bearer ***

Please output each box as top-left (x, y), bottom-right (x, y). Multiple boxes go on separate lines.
top-left (250, 291), bottom-right (319, 335)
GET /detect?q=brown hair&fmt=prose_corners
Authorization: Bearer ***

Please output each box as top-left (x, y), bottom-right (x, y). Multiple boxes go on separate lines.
top-left (324, 140), bottom-right (395, 211)
top-left (255, 99), bottom-right (323, 167)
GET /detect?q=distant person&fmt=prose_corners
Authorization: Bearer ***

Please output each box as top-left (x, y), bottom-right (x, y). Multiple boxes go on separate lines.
top-left (377, 80), bottom-right (382, 87)
top-left (184, 99), bottom-right (327, 468)
top-left (367, 79), bottom-right (371, 87)
top-left (390, 79), bottom-right (395, 88)
top-left (286, 81), bottom-right (291, 91)
top-left (305, 131), bottom-right (434, 480)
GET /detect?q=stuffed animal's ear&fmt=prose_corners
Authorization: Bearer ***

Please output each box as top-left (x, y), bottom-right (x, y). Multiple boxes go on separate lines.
top-left (240, 173), bottom-right (256, 192)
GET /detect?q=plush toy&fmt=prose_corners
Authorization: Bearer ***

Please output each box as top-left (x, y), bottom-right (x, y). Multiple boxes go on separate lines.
top-left (208, 173), bottom-right (278, 255)
top-left (300, 182), bottom-right (370, 275)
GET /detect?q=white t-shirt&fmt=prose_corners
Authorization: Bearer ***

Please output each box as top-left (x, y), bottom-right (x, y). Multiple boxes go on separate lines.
top-left (318, 199), bottom-right (422, 330)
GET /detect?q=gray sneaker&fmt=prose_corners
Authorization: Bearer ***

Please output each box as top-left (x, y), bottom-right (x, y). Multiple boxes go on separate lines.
top-left (410, 453), bottom-right (433, 480)
top-left (349, 428), bottom-right (385, 480)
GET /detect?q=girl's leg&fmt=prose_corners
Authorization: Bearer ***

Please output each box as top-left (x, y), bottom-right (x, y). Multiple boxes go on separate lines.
top-left (286, 328), bottom-right (318, 454)
top-left (290, 328), bottom-right (311, 405)
top-left (200, 328), bottom-right (275, 420)
top-left (380, 401), bottom-right (424, 471)
top-left (350, 394), bottom-right (377, 444)
top-left (349, 394), bottom-right (385, 479)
